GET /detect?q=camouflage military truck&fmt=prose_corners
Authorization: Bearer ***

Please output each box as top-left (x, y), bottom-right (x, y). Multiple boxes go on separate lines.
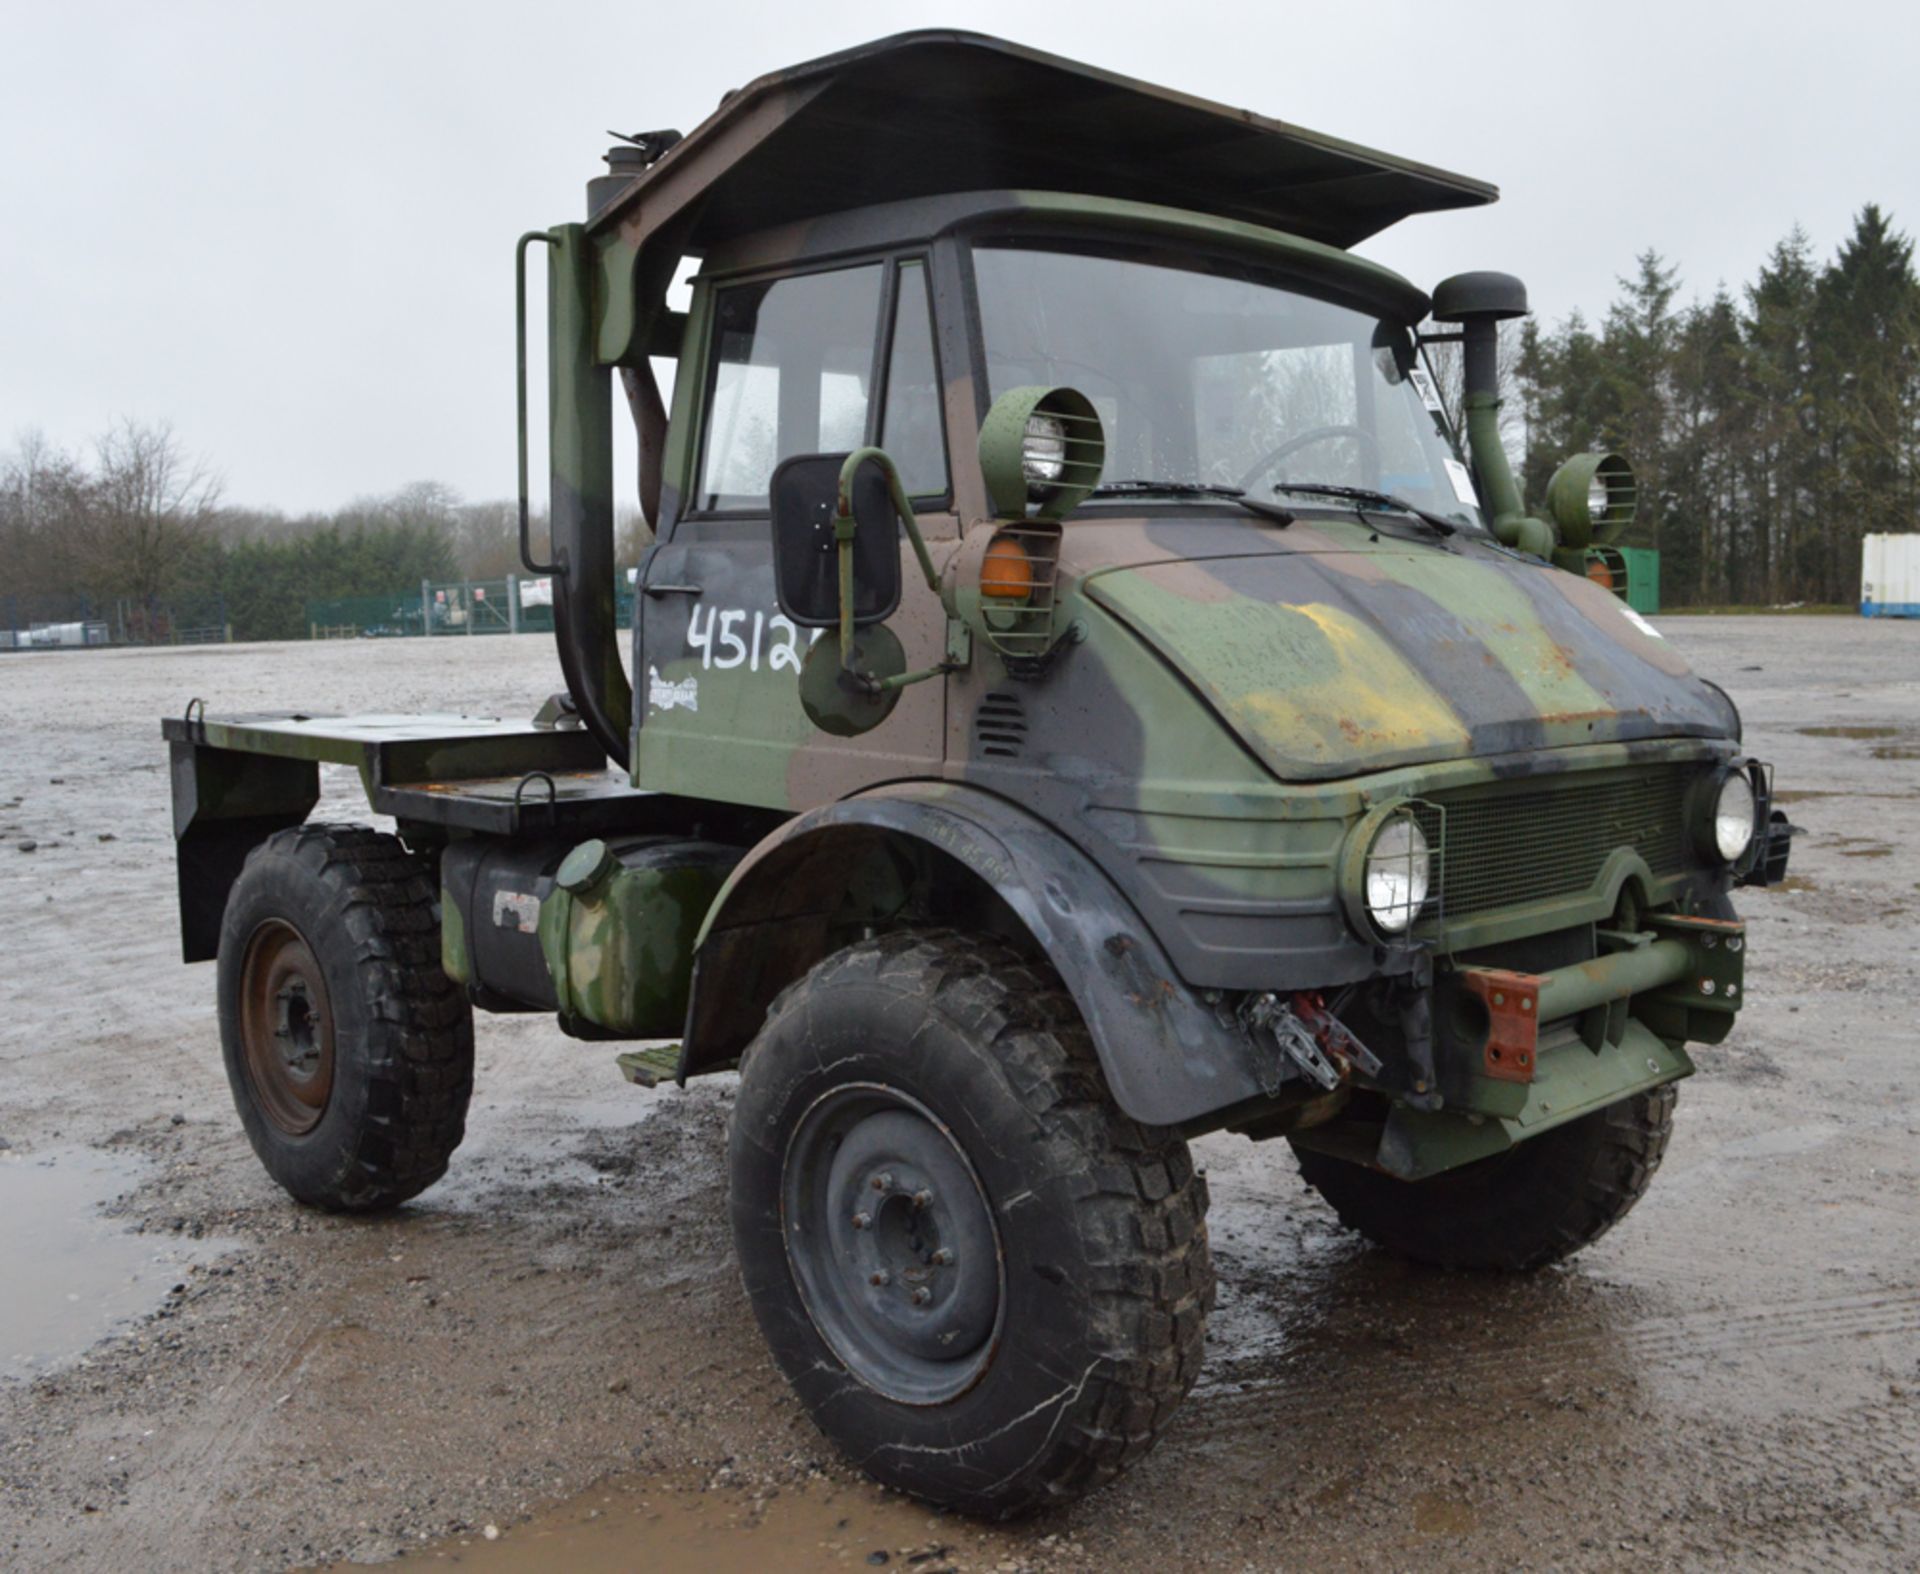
top-left (163, 33), bottom-right (1796, 1516)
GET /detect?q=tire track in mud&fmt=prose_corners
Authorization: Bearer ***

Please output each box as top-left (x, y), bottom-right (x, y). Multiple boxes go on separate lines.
top-left (86, 1276), bottom-right (325, 1565)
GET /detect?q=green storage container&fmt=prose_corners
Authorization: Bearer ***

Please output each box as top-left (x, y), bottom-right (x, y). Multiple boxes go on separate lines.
top-left (1617, 547), bottom-right (1660, 614)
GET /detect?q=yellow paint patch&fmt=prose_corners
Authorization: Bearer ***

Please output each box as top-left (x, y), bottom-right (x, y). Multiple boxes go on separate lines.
top-left (1236, 602), bottom-right (1470, 763)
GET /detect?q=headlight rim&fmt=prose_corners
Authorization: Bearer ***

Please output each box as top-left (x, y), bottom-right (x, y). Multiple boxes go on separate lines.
top-left (1339, 803), bottom-right (1434, 941)
top-left (1692, 762), bottom-right (1761, 868)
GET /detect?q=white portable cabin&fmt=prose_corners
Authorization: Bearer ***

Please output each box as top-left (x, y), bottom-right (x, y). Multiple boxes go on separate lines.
top-left (1861, 534), bottom-right (1920, 617)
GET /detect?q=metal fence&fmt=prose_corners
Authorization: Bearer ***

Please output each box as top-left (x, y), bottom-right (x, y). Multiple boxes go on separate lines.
top-left (1, 592), bottom-right (231, 649)
top-left (306, 577), bottom-right (637, 640)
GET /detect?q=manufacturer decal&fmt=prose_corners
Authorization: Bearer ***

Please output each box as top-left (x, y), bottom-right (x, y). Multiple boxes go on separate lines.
top-left (492, 890), bottom-right (541, 933)
top-left (648, 665), bottom-right (700, 712)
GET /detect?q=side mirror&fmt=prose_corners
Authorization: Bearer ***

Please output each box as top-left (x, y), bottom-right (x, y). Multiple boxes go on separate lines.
top-left (770, 452), bottom-right (902, 629)
top-left (768, 448), bottom-right (946, 738)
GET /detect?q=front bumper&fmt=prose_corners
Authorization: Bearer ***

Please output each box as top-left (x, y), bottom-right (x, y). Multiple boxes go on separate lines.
top-left (1292, 910), bottom-right (1745, 1179)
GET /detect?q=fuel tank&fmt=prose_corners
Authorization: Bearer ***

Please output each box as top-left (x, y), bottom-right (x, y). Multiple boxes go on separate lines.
top-left (442, 835), bottom-right (740, 1035)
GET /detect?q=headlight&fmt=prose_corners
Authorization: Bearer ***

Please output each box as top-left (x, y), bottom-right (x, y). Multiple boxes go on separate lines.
top-left (1545, 451), bottom-right (1636, 548)
top-left (1364, 813), bottom-right (1431, 934)
top-left (1712, 771), bottom-right (1757, 862)
top-left (1022, 413), bottom-right (1068, 489)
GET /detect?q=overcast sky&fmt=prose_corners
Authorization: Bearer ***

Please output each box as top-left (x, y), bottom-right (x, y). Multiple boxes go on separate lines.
top-left (4, 0), bottom-right (1915, 515)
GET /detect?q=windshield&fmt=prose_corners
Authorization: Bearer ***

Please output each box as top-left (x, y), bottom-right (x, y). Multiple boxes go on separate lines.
top-left (972, 243), bottom-right (1484, 529)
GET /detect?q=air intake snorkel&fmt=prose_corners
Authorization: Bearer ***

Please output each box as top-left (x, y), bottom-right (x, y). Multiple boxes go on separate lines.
top-left (1431, 272), bottom-right (1555, 558)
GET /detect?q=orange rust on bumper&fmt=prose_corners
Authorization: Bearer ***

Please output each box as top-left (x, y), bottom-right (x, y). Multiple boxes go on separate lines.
top-left (1458, 967), bottom-right (1543, 1083)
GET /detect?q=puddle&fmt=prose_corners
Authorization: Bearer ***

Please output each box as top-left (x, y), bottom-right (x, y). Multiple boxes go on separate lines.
top-left (1796, 725), bottom-right (1900, 739)
top-left (321, 1469), bottom-right (1012, 1573)
top-left (1870, 744), bottom-right (1920, 760)
top-left (1837, 845), bottom-right (1892, 859)
top-left (0, 1148), bottom-right (236, 1377)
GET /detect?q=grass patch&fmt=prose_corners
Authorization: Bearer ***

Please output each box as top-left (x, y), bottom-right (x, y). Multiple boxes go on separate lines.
top-left (1656, 604), bottom-right (1852, 616)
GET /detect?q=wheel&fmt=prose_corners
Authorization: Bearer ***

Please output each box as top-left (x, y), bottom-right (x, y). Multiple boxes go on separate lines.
top-left (728, 929), bottom-right (1212, 1518)
top-left (216, 823), bottom-right (473, 1211)
top-left (1292, 1086), bottom-right (1677, 1271)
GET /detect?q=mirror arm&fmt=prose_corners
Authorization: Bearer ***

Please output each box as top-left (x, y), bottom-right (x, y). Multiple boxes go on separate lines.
top-left (833, 513), bottom-right (859, 668)
top-left (831, 446), bottom-right (942, 676)
top-left (875, 662), bottom-right (954, 693)
top-left (836, 447), bottom-right (940, 595)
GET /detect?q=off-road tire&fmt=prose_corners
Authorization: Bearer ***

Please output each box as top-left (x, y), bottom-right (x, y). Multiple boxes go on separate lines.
top-left (1292, 1085), bottom-right (1677, 1271)
top-left (729, 929), bottom-right (1213, 1518)
top-left (217, 823), bottom-right (473, 1211)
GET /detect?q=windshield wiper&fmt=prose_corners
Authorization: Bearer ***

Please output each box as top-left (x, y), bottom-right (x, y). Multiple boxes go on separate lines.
top-left (1270, 482), bottom-right (1459, 538)
top-left (1091, 479), bottom-right (1295, 524)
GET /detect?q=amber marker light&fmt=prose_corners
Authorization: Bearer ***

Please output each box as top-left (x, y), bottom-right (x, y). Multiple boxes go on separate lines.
top-left (980, 534), bottom-right (1035, 601)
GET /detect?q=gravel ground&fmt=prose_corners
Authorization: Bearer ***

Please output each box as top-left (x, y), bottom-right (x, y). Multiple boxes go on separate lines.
top-left (0, 616), bottom-right (1915, 1572)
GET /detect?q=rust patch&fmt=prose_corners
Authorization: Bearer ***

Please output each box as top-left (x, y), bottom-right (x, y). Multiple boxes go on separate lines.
top-left (1458, 966), bottom-right (1542, 1083)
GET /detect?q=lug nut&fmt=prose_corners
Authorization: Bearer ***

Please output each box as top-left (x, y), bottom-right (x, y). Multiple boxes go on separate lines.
top-left (871, 1172), bottom-right (893, 1192)
top-left (930, 1248), bottom-right (954, 1267)
top-left (912, 1189), bottom-right (934, 1210)
top-left (851, 1212), bottom-right (872, 1231)
top-left (869, 1270), bottom-right (890, 1287)
top-left (911, 1287), bottom-right (932, 1307)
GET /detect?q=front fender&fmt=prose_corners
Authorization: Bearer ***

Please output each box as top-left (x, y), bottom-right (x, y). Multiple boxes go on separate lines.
top-left (682, 782), bottom-right (1272, 1128)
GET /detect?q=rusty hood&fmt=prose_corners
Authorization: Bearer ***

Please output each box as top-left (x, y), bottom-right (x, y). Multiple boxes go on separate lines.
top-left (1079, 538), bottom-right (1733, 782)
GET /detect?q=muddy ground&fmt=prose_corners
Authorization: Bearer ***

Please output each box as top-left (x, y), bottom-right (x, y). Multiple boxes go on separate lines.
top-left (0, 616), bottom-right (1915, 1572)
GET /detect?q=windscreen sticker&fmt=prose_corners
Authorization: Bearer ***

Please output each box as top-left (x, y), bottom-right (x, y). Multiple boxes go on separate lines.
top-left (1442, 456), bottom-right (1479, 507)
top-left (1408, 365), bottom-right (1445, 413)
top-left (1620, 606), bottom-right (1664, 640)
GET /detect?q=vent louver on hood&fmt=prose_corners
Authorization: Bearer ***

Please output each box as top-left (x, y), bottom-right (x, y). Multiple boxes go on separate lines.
top-left (974, 692), bottom-right (1028, 759)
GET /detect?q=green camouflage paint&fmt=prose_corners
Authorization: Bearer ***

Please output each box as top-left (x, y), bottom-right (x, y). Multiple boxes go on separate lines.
top-left (163, 31), bottom-right (1795, 1174)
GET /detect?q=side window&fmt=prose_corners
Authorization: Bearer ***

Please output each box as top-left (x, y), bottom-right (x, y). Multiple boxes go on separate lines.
top-left (697, 263), bottom-right (884, 511)
top-left (879, 261), bottom-right (948, 498)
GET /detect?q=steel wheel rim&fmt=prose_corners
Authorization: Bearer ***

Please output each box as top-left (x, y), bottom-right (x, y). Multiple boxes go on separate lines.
top-left (237, 918), bottom-right (335, 1136)
top-left (781, 1083), bottom-right (1004, 1405)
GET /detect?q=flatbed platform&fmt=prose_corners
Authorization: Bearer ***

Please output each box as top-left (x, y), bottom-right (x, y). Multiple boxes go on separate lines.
top-left (162, 708), bottom-right (674, 839)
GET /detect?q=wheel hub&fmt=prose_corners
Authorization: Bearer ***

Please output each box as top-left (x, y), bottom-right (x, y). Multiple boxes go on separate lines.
top-left (783, 1087), bottom-right (1003, 1404)
top-left (238, 919), bottom-right (335, 1136)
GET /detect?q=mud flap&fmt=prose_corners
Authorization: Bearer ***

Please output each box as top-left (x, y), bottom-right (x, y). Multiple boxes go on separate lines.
top-left (169, 740), bottom-right (320, 963)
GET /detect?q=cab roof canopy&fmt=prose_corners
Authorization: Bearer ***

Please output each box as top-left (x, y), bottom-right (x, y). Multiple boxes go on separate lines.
top-left (593, 31), bottom-right (1497, 253)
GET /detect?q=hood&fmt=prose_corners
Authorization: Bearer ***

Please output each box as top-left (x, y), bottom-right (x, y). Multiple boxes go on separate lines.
top-left (1080, 538), bottom-right (1733, 782)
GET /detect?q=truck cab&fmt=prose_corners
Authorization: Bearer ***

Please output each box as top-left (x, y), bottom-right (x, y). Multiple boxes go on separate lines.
top-left (165, 31), bottom-right (1795, 1518)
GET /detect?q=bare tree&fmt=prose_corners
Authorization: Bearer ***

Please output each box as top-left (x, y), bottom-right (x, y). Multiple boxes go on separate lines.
top-left (0, 430), bottom-right (94, 608)
top-left (76, 419), bottom-right (223, 615)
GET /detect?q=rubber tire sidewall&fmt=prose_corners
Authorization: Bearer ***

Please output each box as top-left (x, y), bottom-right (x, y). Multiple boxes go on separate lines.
top-left (730, 963), bottom-right (1145, 1515)
top-left (217, 839), bottom-right (410, 1208)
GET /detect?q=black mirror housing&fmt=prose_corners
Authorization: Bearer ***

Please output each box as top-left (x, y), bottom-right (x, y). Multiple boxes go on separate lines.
top-left (769, 453), bottom-right (903, 629)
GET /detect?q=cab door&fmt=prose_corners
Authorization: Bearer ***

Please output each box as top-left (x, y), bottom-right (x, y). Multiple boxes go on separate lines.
top-left (636, 256), bottom-right (953, 812)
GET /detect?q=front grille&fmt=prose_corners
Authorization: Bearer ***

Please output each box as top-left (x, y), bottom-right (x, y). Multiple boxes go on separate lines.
top-left (1411, 765), bottom-right (1697, 920)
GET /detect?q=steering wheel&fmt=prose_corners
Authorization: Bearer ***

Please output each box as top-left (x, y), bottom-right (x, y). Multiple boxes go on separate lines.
top-left (1237, 424), bottom-right (1380, 493)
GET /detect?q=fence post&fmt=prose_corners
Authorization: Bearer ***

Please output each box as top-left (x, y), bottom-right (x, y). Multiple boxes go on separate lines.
top-left (465, 581), bottom-right (473, 635)
top-left (421, 579), bottom-right (432, 638)
top-left (508, 575), bottom-right (520, 636)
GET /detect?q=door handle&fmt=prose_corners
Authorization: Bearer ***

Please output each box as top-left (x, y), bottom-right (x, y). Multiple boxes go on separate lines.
top-left (644, 583), bottom-right (703, 598)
